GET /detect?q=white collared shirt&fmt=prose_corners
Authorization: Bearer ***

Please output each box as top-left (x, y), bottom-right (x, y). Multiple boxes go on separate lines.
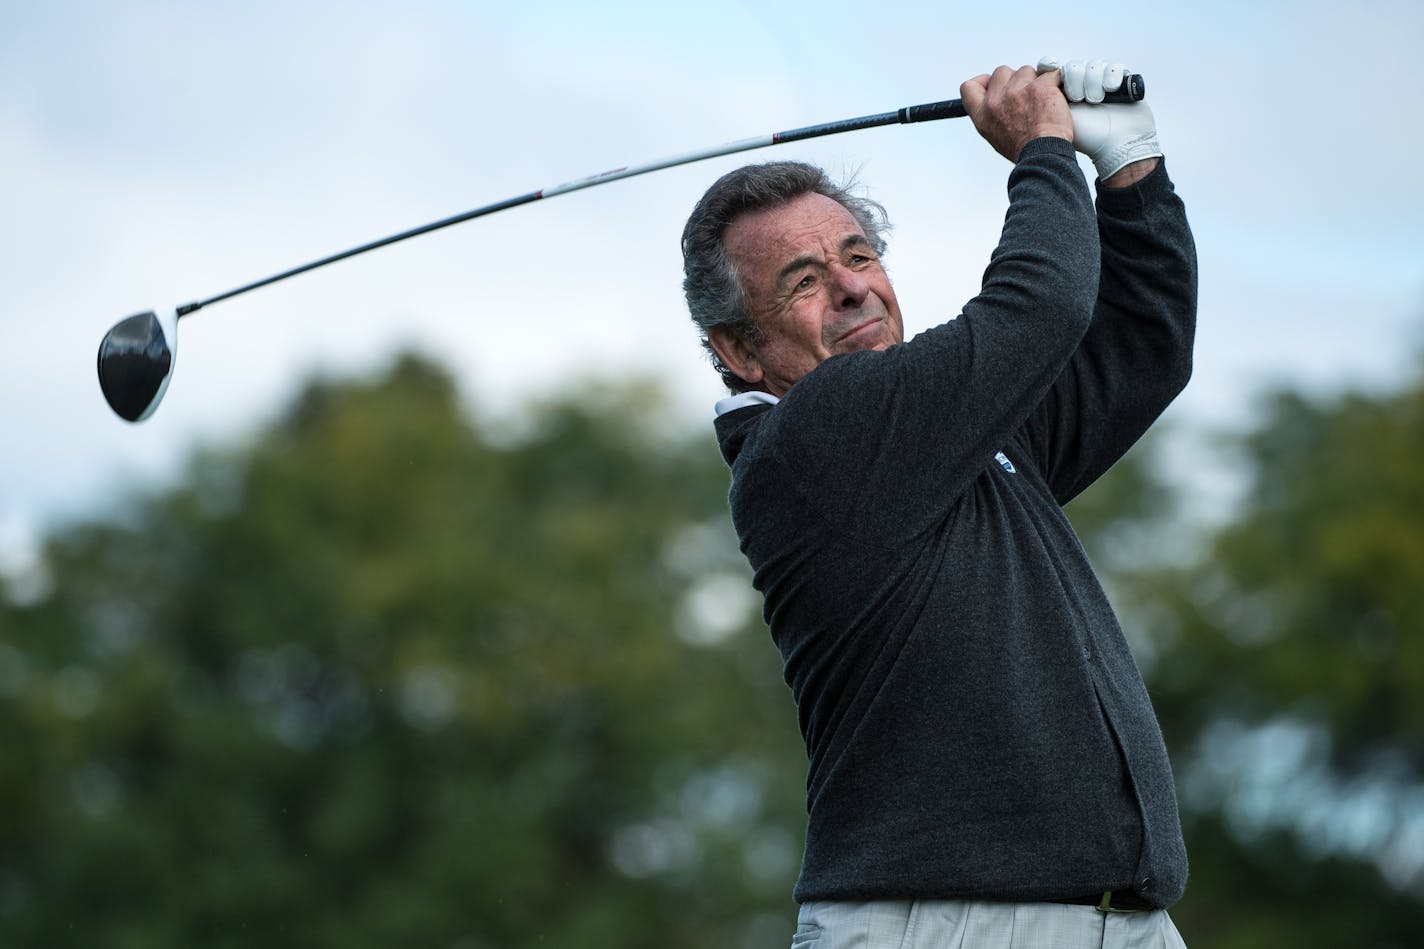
top-left (714, 391), bottom-right (781, 417)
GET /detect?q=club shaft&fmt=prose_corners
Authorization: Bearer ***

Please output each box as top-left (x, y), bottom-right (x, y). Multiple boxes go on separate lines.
top-left (174, 96), bottom-right (971, 317)
top-left (177, 75), bottom-right (1142, 317)
top-left (185, 191), bottom-right (544, 314)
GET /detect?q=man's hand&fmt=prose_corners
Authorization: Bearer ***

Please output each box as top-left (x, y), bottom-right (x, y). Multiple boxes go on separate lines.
top-left (1037, 56), bottom-right (1163, 184)
top-left (960, 65), bottom-right (1074, 163)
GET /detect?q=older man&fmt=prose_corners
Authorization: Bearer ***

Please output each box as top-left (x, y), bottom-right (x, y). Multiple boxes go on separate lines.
top-left (681, 59), bottom-right (1197, 947)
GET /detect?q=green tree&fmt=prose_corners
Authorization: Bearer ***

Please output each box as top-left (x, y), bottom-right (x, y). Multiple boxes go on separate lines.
top-left (6, 352), bottom-right (1424, 949)
top-left (1149, 383), bottom-right (1424, 764)
top-left (0, 355), bottom-right (804, 948)
top-left (1103, 370), bottom-right (1424, 947)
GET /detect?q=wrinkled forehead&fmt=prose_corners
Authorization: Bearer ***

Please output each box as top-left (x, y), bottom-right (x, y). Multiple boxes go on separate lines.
top-left (724, 192), bottom-right (867, 271)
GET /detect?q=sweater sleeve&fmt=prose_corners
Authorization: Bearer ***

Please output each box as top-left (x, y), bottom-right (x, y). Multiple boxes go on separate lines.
top-left (754, 137), bottom-right (1102, 543)
top-left (1020, 160), bottom-right (1198, 504)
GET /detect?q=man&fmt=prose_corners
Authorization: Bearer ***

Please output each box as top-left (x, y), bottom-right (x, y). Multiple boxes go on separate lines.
top-left (681, 59), bottom-right (1196, 947)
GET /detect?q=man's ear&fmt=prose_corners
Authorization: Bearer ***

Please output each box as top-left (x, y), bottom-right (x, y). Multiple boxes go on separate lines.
top-left (707, 325), bottom-right (765, 386)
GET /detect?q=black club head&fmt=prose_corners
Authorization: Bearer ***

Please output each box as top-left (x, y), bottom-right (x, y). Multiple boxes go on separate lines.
top-left (97, 309), bottom-right (178, 422)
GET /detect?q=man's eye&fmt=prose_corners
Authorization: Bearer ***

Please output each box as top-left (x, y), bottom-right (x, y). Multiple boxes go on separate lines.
top-left (795, 275), bottom-right (815, 290)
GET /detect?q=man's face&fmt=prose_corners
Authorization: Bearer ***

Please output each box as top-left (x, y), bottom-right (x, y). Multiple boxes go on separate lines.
top-left (710, 192), bottom-right (904, 397)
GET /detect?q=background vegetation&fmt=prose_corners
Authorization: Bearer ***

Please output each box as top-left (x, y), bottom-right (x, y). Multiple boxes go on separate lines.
top-left (3, 353), bottom-right (1421, 947)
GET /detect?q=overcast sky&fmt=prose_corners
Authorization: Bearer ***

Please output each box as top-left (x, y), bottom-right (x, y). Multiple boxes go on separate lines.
top-left (3, 0), bottom-right (1422, 570)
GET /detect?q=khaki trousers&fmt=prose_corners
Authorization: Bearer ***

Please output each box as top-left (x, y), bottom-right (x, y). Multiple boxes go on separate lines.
top-left (792, 899), bottom-right (1189, 948)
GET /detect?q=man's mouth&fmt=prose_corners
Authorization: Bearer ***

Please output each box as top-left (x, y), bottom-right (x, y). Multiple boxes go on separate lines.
top-left (834, 317), bottom-right (883, 345)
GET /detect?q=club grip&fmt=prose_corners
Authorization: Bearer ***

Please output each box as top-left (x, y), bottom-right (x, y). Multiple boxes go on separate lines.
top-left (1104, 73), bottom-right (1146, 103)
top-left (899, 99), bottom-right (968, 123)
top-left (899, 73), bottom-right (1144, 126)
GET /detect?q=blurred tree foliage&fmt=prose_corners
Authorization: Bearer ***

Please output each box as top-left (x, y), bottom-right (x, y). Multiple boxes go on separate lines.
top-left (0, 356), bottom-right (803, 948)
top-left (2, 353), bottom-right (1422, 947)
top-left (1120, 375), bottom-right (1424, 948)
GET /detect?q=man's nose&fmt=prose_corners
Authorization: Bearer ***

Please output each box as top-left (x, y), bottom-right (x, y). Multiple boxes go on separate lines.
top-left (828, 262), bottom-right (870, 309)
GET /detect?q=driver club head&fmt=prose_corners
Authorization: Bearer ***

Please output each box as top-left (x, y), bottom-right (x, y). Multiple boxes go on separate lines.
top-left (97, 308), bottom-right (178, 422)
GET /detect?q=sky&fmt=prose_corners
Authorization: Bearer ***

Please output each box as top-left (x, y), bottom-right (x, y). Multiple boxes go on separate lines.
top-left (3, 0), bottom-right (1423, 569)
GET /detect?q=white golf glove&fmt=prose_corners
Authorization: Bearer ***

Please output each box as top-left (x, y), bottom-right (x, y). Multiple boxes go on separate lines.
top-left (1037, 56), bottom-right (1161, 180)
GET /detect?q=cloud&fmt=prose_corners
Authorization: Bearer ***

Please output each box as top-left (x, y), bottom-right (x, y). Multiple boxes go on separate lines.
top-left (3, 0), bottom-right (1422, 549)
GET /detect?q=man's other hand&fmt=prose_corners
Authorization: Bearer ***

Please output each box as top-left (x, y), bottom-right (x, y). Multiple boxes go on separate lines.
top-left (1037, 56), bottom-right (1163, 184)
top-left (960, 64), bottom-right (1075, 163)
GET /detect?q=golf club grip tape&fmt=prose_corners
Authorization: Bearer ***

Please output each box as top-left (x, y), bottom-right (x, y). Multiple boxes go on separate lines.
top-left (1116, 73), bottom-right (1146, 101)
top-left (900, 99), bottom-right (968, 123)
top-left (899, 74), bottom-right (1143, 125)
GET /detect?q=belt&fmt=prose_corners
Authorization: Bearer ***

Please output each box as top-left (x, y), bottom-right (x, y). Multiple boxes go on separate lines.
top-left (1051, 890), bottom-right (1155, 913)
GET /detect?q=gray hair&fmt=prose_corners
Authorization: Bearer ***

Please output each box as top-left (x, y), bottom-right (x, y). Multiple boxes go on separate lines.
top-left (680, 161), bottom-right (891, 393)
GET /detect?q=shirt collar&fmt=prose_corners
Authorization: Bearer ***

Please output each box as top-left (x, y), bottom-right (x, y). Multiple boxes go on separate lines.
top-left (714, 391), bottom-right (781, 417)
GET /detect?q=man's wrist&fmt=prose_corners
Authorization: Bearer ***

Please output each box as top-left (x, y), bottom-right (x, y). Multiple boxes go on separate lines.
top-left (1017, 135), bottom-right (1077, 162)
top-left (1101, 157), bottom-right (1160, 189)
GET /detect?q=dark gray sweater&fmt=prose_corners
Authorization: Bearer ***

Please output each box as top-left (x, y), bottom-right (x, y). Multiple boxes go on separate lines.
top-left (713, 137), bottom-right (1197, 908)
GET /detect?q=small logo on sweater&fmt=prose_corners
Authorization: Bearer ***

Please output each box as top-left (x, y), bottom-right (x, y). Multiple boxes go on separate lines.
top-left (995, 451), bottom-right (1016, 473)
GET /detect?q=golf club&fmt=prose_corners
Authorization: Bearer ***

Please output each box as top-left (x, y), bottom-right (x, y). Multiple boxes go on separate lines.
top-left (97, 75), bottom-right (1146, 422)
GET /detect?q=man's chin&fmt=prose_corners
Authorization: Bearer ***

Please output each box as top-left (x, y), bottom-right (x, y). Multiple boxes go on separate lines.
top-left (836, 323), bottom-right (901, 354)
